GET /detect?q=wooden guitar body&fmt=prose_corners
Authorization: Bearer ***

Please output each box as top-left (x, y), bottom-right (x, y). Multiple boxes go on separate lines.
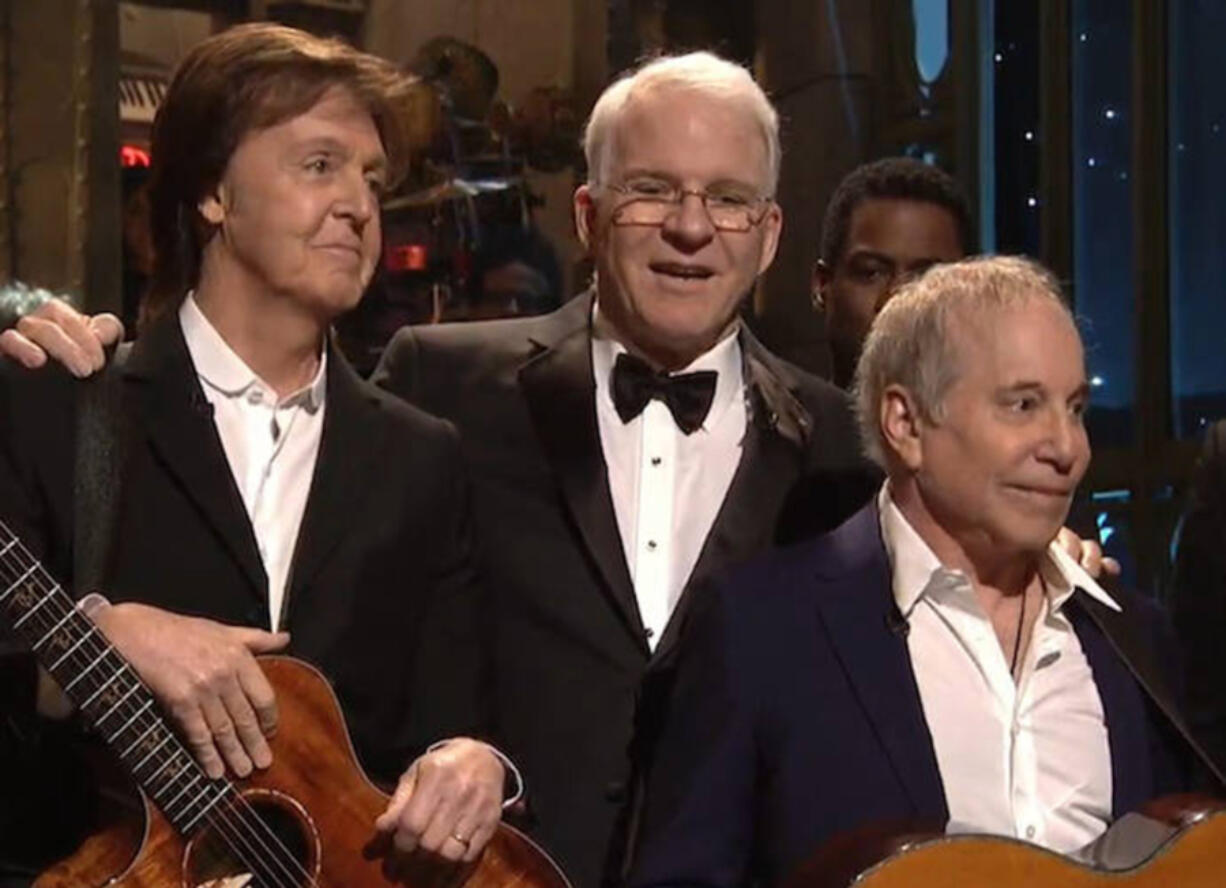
top-left (33, 656), bottom-right (571, 888)
top-left (787, 797), bottom-right (1226, 888)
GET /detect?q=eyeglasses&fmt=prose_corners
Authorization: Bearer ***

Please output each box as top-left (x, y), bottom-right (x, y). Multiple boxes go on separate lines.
top-left (600, 178), bottom-right (774, 233)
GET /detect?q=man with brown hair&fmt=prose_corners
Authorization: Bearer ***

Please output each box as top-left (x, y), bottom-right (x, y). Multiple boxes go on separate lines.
top-left (0, 23), bottom-right (508, 881)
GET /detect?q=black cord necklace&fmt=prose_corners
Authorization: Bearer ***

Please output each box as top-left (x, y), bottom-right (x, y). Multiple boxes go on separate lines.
top-left (1009, 588), bottom-right (1027, 680)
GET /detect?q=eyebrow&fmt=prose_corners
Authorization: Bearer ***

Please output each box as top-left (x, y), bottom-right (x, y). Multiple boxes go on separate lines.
top-left (295, 137), bottom-right (387, 171)
top-left (997, 380), bottom-right (1091, 400)
top-left (617, 168), bottom-right (761, 192)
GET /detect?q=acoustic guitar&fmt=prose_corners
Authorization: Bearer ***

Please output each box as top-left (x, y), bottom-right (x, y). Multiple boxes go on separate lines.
top-left (0, 518), bottom-right (572, 888)
top-left (785, 796), bottom-right (1226, 888)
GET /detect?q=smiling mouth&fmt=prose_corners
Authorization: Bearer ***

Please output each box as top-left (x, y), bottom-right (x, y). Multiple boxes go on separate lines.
top-left (650, 262), bottom-right (715, 281)
top-left (1007, 485), bottom-right (1074, 500)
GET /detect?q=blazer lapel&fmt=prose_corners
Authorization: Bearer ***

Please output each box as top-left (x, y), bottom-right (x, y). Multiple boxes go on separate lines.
top-left (123, 317), bottom-right (266, 599)
top-left (285, 346), bottom-right (381, 604)
top-left (811, 504), bottom-right (948, 818)
top-left (518, 296), bottom-right (646, 651)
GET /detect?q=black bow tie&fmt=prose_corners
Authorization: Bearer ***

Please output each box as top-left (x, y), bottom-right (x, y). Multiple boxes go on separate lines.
top-left (611, 352), bottom-right (717, 435)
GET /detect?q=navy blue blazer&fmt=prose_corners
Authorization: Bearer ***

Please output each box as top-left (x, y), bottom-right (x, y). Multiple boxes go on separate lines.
top-left (631, 503), bottom-right (1203, 888)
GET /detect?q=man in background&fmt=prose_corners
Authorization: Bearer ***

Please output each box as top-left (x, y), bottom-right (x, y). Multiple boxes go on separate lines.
top-left (812, 157), bottom-right (973, 390)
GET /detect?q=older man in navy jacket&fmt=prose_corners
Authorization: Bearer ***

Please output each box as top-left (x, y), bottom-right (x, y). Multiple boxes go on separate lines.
top-left (632, 256), bottom-right (1218, 888)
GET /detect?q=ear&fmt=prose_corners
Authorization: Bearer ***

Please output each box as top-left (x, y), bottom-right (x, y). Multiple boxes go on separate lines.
top-left (755, 202), bottom-right (784, 276)
top-left (880, 383), bottom-right (925, 471)
top-left (198, 182), bottom-right (227, 226)
top-left (573, 184), bottom-right (597, 251)
top-left (811, 259), bottom-right (832, 311)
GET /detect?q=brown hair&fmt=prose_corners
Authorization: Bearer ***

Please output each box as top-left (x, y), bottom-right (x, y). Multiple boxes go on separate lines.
top-left (142, 23), bottom-right (419, 330)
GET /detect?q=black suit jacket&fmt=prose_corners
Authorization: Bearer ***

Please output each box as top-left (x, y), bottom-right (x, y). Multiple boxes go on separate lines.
top-left (633, 503), bottom-right (1210, 888)
top-left (0, 316), bottom-right (489, 875)
top-left (372, 293), bottom-right (876, 888)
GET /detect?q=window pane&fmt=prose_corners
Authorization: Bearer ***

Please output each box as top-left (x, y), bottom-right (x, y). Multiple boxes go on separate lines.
top-left (1072, 0), bottom-right (1135, 448)
top-left (1169, 0), bottom-right (1226, 439)
top-left (992, 2), bottom-right (1041, 255)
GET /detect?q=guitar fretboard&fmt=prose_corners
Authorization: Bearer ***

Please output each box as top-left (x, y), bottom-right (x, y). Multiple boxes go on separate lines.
top-left (0, 520), bottom-right (233, 834)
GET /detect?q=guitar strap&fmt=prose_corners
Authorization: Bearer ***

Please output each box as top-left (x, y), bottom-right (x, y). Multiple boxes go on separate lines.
top-left (1074, 591), bottom-right (1226, 791)
top-left (73, 343), bottom-right (133, 597)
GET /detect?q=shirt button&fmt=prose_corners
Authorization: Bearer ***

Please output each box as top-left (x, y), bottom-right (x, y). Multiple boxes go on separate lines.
top-left (247, 389), bottom-right (263, 405)
top-left (1025, 825), bottom-right (1036, 840)
top-left (646, 540), bottom-right (658, 551)
top-left (651, 456), bottom-right (662, 466)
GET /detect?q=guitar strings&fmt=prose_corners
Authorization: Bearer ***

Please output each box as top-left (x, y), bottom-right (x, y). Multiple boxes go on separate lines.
top-left (0, 548), bottom-right (310, 888)
top-left (0, 536), bottom-right (321, 888)
top-left (0, 550), bottom-right (314, 888)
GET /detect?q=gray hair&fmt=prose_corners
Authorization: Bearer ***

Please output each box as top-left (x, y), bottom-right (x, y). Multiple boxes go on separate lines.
top-left (853, 255), bottom-right (1075, 468)
top-left (582, 51), bottom-right (781, 195)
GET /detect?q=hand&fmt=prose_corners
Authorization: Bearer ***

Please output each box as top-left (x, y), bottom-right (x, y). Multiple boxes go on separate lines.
top-left (92, 602), bottom-right (289, 779)
top-left (375, 738), bottom-right (505, 864)
top-left (1056, 526), bottom-right (1121, 580)
top-left (0, 297), bottom-right (123, 376)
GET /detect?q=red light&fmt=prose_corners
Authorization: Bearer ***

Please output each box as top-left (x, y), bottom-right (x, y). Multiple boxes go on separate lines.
top-left (120, 145), bottom-right (151, 167)
top-left (385, 243), bottom-right (428, 272)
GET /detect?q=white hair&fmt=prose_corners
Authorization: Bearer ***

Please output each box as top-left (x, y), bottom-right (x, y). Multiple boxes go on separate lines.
top-left (853, 255), bottom-right (1076, 468)
top-left (581, 51), bottom-right (781, 194)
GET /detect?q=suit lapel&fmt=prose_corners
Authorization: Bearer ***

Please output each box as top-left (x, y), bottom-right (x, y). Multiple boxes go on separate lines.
top-left (285, 345), bottom-right (381, 605)
top-left (811, 504), bottom-right (948, 818)
top-left (518, 296), bottom-right (646, 650)
top-left (123, 317), bottom-right (266, 599)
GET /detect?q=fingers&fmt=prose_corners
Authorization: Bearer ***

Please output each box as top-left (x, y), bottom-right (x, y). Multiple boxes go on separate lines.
top-left (12, 316), bottom-right (94, 376)
top-left (176, 699), bottom-right (226, 780)
top-left (219, 673), bottom-right (272, 772)
top-left (376, 764), bottom-right (423, 850)
top-left (88, 312), bottom-right (125, 347)
top-left (234, 627), bottom-right (291, 654)
top-left (382, 744), bottom-right (504, 862)
top-left (14, 301), bottom-right (104, 376)
top-left (200, 687), bottom-right (255, 778)
top-left (1102, 556), bottom-right (1122, 577)
top-left (0, 329), bottom-right (49, 369)
top-left (235, 654), bottom-right (279, 741)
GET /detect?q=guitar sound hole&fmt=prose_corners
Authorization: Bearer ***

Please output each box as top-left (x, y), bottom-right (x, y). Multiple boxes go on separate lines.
top-left (183, 789), bottom-right (320, 888)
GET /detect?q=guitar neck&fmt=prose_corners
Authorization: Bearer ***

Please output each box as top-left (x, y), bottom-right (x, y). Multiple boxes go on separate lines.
top-left (0, 519), bottom-right (233, 834)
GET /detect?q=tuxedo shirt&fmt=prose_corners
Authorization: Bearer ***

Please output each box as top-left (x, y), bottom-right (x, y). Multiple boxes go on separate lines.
top-left (592, 309), bottom-right (745, 649)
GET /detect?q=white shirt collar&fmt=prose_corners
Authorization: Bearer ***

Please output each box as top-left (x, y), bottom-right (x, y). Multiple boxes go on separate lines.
top-left (179, 293), bottom-right (327, 412)
top-left (591, 301), bottom-right (744, 431)
top-left (878, 484), bottom-right (1121, 617)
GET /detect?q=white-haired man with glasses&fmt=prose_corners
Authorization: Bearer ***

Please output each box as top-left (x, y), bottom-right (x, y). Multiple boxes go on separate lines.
top-left (370, 52), bottom-right (876, 886)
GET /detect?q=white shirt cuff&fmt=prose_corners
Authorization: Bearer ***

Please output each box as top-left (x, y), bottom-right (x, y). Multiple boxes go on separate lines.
top-left (425, 737), bottom-right (524, 808)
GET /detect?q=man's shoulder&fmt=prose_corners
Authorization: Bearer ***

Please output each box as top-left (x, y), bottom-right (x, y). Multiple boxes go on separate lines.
top-left (349, 366), bottom-right (459, 443)
top-left (390, 299), bottom-right (582, 365)
top-left (718, 502), bottom-right (882, 610)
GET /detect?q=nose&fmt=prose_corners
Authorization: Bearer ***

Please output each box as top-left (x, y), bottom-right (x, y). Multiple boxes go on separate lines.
top-left (335, 170), bottom-right (376, 229)
top-left (660, 191), bottom-right (716, 249)
top-left (1038, 409), bottom-right (1086, 475)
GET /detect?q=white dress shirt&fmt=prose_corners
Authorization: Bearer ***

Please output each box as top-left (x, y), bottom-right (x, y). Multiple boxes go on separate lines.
top-left (180, 296), bottom-right (326, 631)
top-left (592, 309), bottom-right (746, 650)
top-left (878, 486), bottom-right (1121, 853)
